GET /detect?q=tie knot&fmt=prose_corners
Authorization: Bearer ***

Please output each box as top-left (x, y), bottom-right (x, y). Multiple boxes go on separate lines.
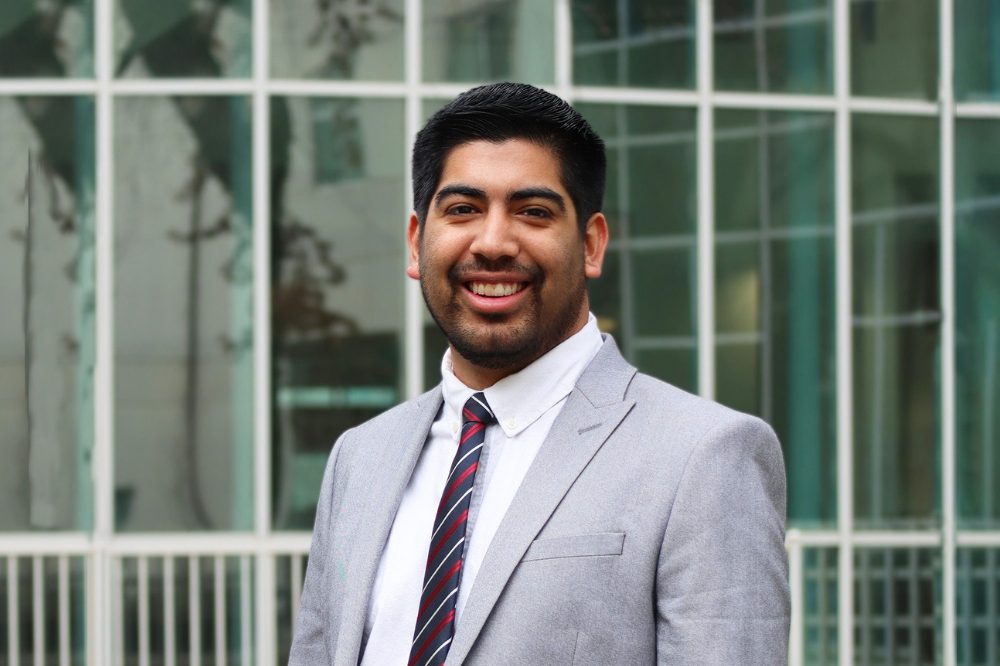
top-left (463, 392), bottom-right (495, 426)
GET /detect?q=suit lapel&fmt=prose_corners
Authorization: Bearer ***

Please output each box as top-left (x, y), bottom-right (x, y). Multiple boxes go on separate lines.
top-left (333, 389), bottom-right (443, 665)
top-left (447, 338), bottom-right (637, 664)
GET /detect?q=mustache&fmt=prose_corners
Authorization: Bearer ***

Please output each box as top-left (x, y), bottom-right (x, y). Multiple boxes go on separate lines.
top-left (448, 258), bottom-right (542, 282)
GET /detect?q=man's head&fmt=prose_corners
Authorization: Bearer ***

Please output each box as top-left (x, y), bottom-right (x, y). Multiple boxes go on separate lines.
top-left (407, 83), bottom-right (609, 389)
top-left (412, 82), bottom-right (606, 232)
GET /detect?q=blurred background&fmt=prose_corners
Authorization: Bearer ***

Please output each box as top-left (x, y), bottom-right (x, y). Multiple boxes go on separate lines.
top-left (0, 0), bottom-right (997, 664)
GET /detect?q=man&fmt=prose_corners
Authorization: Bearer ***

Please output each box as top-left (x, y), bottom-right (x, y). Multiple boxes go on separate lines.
top-left (290, 83), bottom-right (789, 665)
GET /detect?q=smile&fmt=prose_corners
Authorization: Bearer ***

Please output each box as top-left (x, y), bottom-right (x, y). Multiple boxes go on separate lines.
top-left (466, 282), bottom-right (526, 297)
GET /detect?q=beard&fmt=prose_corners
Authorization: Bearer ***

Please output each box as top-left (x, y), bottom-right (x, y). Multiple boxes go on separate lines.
top-left (420, 256), bottom-right (588, 373)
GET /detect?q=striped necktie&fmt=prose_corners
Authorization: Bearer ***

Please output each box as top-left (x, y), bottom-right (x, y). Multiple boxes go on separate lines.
top-left (408, 392), bottom-right (495, 666)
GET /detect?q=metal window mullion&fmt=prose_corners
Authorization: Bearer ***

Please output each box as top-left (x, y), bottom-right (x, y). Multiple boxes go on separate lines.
top-left (696, 0), bottom-right (715, 400)
top-left (788, 533), bottom-right (804, 665)
top-left (939, 0), bottom-right (957, 664)
top-left (404, 0), bottom-right (425, 400)
top-left (833, 1), bottom-right (854, 665)
top-left (251, 2), bottom-right (276, 666)
top-left (554, 0), bottom-right (572, 95)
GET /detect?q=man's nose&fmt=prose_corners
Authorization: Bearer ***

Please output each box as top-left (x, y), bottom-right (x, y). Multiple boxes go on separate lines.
top-left (468, 208), bottom-right (518, 259)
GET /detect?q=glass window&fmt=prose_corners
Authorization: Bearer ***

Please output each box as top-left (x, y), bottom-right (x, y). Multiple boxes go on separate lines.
top-left (422, 0), bottom-right (553, 83)
top-left (714, 110), bottom-right (837, 526)
top-left (0, 1), bottom-right (93, 77)
top-left (114, 95), bottom-right (254, 532)
top-left (955, 1), bottom-right (1000, 101)
top-left (572, 0), bottom-right (694, 89)
top-left (579, 103), bottom-right (698, 392)
top-left (854, 548), bottom-right (941, 665)
top-left (271, 96), bottom-right (406, 530)
top-left (850, 0), bottom-right (938, 99)
top-left (269, 0), bottom-right (404, 80)
top-left (114, 0), bottom-right (252, 78)
top-left (714, 0), bottom-right (832, 94)
top-left (851, 113), bottom-right (939, 529)
top-left (956, 119), bottom-right (1000, 529)
top-left (956, 549), bottom-right (1000, 665)
top-left (0, 95), bottom-right (95, 531)
top-left (803, 547), bottom-right (839, 665)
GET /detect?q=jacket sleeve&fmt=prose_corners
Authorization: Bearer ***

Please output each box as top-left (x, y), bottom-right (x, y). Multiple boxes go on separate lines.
top-left (289, 432), bottom-right (347, 665)
top-left (655, 415), bottom-right (790, 664)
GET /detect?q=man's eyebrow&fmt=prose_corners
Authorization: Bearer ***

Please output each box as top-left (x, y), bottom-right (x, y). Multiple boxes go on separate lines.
top-left (508, 187), bottom-right (566, 212)
top-left (434, 184), bottom-right (486, 206)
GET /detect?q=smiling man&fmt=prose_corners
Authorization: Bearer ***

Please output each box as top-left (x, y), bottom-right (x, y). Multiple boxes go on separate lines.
top-left (290, 83), bottom-right (790, 665)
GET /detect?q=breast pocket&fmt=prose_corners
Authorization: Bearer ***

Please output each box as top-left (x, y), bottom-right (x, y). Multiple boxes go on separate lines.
top-left (520, 532), bottom-right (625, 562)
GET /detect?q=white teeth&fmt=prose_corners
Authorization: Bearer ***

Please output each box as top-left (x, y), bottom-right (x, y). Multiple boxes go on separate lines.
top-left (469, 282), bottom-right (524, 297)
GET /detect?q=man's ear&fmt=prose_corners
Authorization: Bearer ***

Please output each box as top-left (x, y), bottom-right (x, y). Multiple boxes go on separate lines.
top-left (406, 212), bottom-right (421, 280)
top-left (583, 212), bottom-right (609, 279)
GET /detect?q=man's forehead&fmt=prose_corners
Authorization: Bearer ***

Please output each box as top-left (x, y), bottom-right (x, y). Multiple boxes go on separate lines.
top-left (435, 139), bottom-right (565, 192)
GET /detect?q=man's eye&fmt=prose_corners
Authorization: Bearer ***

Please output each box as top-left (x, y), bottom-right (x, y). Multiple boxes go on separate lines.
top-left (522, 207), bottom-right (551, 218)
top-left (447, 204), bottom-right (476, 215)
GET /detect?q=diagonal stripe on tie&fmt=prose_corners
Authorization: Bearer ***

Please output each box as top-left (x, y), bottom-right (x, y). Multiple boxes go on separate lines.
top-left (409, 392), bottom-right (495, 666)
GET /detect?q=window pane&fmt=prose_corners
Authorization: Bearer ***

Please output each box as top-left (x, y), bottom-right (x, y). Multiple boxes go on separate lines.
top-left (422, 0), bottom-right (553, 84)
top-left (803, 546), bottom-right (839, 665)
top-left (0, 96), bottom-right (95, 531)
top-left (572, 0), bottom-right (694, 89)
top-left (115, 1), bottom-right (252, 78)
top-left (714, 0), bottom-right (832, 94)
top-left (956, 119), bottom-right (1000, 529)
top-left (715, 110), bottom-right (837, 526)
top-left (851, 114), bottom-right (939, 528)
top-left (854, 547), bottom-right (942, 665)
top-left (578, 103), bottom-right (697, 393)
top-left (955, 1), bottom-right (1000, 101)
top-left (956, 549), bottom-right (1000, 666)
top-left (850, 0), bottom-right (938, 99)
top-left (114, 96), bottom-right (254, 532)
top-left (269, 0), bottom-right (404, 80)
top-left (271, 96), bottom-right (405, 530)
top-left (0, 1), bottom-right (93, 77)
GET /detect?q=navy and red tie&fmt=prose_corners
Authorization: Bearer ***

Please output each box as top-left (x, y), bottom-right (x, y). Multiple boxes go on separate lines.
top-left (408, 392), bottom-right (495, 666)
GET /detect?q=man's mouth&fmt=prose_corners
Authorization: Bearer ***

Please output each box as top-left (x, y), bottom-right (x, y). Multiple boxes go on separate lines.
top-left (465, 282), bottom-right (527, 297)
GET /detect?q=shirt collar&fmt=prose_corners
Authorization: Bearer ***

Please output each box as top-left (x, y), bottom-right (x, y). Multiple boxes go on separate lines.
top-left (440, 314), bottom-right (604, 437)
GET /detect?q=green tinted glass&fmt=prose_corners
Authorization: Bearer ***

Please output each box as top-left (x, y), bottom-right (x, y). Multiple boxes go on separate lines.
top-left (956, 549), bottom-right (1000, 664)
top-left (115, 0), bottom-right (252, 77)
top-left (850, 0), bottom-right (938, 99)
top-left (715, 110), bottom-right (837, 526)
top-left (270, 0), bottom-right (404, 80)
top-left (422, 0), bottom-right (553, 83)
top-left (271, 97), bottom-right (405, 530)
top-left (114, 96), bottom-right (254, 532)
top-left (572, 0), bottom-right (695, 89)
top-left (0, 96), bottom-right (95, 531)
top-left (0, 1), bottom-right (93, 77)
top-left (714, 0), bottom-right (832, 94)
top-left (955, 1), bottom-right (1000, 101)
top-left (803, 547), bottom-right (839, 665)
top-left (851, 114), bottom-right (939, 528)
top-left (955, 119), bottom-right (1000, 529)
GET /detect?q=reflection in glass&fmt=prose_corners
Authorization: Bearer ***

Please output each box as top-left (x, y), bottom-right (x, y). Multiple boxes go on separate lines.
top-left (714, 0), bottom-right (832, 94)
top-left (851, 114), bottom-right (939, 529)
top-left (114, 95), bottom-right (254, 532)
top-left (572, 0), bottom-right (694, 89)
top-left (422, 0), bottom-right (552, 83)
top-left (271, 96), bottom-right (405, 530)
top-left (578, 103), bottom-right (697, 392)
top-left (803, 547), bottom-right (838, 665)
top-left (0, 1), bottom-right (93, 77)
top-left (270, 0), bottom-right (404, 80)
top-left (854, 548), bottom-right (941, 665)
top-left (115, 0), bottom-right (251, 77)
top-left (714, 110), bottom-right (837, 526)
top-left (956, 120), bottom-right (1000, 529)
top-left (0, 96), bottom-right (95, 531)
top-left (850, 0), bottom-right (937, 99)
top-left (955, 1), bottom-right (1000, 101)
top-left (956, 549), bottom-right (1000, 665)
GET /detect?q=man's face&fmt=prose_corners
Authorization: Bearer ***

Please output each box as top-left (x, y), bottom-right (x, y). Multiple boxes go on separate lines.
top-left (407, 139), bottom-right (608, 386)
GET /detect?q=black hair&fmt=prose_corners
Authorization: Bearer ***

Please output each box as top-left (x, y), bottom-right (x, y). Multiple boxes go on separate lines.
top-left (411, 82), bottom-right (606, 232)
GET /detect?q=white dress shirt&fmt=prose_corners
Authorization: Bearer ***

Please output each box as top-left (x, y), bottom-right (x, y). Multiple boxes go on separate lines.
top-left (359, 315), bottom-right (604, 665)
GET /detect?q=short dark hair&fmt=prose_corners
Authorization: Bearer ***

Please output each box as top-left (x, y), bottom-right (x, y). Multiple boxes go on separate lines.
top-left (411, 82), bottom-right (606, 232)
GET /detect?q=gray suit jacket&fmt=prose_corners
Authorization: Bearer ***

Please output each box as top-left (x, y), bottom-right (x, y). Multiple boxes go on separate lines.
top-left (290, 337), bottom-right (790, 665)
